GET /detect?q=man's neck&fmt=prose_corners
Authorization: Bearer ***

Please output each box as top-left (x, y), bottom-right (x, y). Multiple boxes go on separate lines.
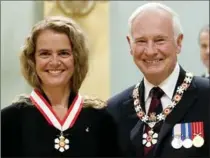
top-left (144, 63), bottom-right (180, 100)
top-left (145, 71), bottom-right (172, 86)
top-left (205, 69), bottom-right (209, 77)
top-left (144, 63), bottom-right (178, 86)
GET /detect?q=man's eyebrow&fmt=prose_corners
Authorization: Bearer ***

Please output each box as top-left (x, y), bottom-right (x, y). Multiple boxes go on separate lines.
top-left (154, 35), bottom-right (168, 38)
top-left (134, 37), bottom-right (146, 41)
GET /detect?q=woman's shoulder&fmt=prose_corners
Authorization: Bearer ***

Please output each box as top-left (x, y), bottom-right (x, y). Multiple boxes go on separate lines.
top-left (1, 94), bottom-right (33, 157)
top-left (1, 94), bottom-right (34, 115)
top-left (82, 95), bottom-right (113, 120)
top-left (83, 95), bottom-right (107, 110)
top-left (11, 93), bottom-right (33, 106)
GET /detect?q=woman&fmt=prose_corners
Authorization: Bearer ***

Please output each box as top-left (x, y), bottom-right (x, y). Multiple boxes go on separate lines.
top-left (1, 16), bottom-right (119, 157)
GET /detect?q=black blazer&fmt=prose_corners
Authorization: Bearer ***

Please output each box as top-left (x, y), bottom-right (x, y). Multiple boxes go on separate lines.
top-left (107, 67), bottom-right (210, 158)
top-left (1, 96), bottom-right (119, 157)
top-left (201, 73), bottom-right (210, 79)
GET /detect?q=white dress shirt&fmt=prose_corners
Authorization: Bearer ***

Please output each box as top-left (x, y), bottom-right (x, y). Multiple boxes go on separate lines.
top-left (144, 63), bottom-right (180, 114)
top-left (204, 70), bottom-right (209, 78)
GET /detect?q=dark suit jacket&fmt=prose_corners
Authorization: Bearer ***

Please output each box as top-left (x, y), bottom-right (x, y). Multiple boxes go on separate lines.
top-left (201, 73), bottom-right (210, 79)
top-left (1, 95), bottom-right (119, 157)
top-left (107, 67), bottom-right (210, 158)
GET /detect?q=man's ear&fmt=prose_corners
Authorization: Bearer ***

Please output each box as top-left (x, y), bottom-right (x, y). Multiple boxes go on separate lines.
top-left (176, 34), bottom-right (184, 54)
top-left (126, 35), bottom-right (133, 55)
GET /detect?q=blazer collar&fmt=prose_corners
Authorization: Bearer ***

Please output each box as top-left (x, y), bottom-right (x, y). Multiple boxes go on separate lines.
top-left (120, 84), bottom-right (145, 156)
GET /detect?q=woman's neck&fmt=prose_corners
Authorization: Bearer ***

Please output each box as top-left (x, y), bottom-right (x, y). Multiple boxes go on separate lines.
top-left (41, 85), bottom-right (70, 108)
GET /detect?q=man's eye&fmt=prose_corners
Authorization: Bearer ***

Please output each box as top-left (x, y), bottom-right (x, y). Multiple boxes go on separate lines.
top-left (201, 45), bottom-right (207, 49)
top-left (136, 40), bottom-right (146, 43)
top-left (156, 39), bottom-right (164, 42)
top-left (155, 39), bottom-right (165, 44)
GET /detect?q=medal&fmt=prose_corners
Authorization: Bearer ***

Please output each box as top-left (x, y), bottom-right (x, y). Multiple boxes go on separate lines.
top-left (182, 123), bottom-right (193, 148)
top-left (193, 135), bottom-right (204, 148)
top-left (30, 89), bottom-right (83, 152)
top-left (142, 129), bottom-right (158, 147)
top-left (171, 137), bottom-right (182, 149)
top-left (182, 138), bottom-right (192, 148)
top-left (54, 133), bottom-right (70, 152)
top-left (192, 122), bottom-right (204, 148)
top-left (172, 123), bottom-right (182, 149)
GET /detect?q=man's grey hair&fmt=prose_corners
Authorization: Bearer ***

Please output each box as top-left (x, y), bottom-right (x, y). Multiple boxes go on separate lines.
top-left (128, 2), bottom-right (183, 41)
top-left (198, 24), bottom-right (209, 38)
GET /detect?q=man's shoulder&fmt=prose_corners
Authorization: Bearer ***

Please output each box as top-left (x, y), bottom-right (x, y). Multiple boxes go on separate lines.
top-left (193, 75), bottom-right (209, 89)
top-left (107, 85), bottom-right (135, 106)
top-left (106, 85), bottom-right (135, 120)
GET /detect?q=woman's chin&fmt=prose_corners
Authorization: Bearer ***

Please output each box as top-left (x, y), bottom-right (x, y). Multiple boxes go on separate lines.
top-left (42, 82), bottom-right (69, 89)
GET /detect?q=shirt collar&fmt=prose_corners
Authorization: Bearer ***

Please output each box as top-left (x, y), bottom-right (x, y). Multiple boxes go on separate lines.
top-left (144, 62), bottom-right (180, 101)
top-left (205, 70), bottom-right (209, 78)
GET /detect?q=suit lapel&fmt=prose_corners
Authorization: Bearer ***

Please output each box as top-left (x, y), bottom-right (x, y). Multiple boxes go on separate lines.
top-left (127, 80), bottom-right (145, 156)
top-left (154, 68), bottom-right (198, 156)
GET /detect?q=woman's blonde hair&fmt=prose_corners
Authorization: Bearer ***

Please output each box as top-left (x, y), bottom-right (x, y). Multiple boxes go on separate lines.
top-left (12, 94), bottom-right (107, 109)
top-left (20, 16), bottom-right (89, 93)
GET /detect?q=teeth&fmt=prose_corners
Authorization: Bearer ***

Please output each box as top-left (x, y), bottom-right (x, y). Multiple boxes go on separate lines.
top-left (145, 60), bottom-right (160, 64)
top-left (48, 70), bottom-right (62, 74)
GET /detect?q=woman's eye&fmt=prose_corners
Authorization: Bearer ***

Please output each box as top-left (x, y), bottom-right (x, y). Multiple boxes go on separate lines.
top-left (59, 51), bottom-right (71, 57)
top-left (39, 52), bottom-right (50, 58)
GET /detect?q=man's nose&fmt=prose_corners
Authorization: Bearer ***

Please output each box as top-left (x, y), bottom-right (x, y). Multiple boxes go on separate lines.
top-left (144, 42), bottom-right (157, 55)
top-left (206, 46), bottom-right (209, 55)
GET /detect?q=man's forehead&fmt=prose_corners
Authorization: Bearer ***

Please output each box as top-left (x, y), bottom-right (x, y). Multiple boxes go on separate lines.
top-left (131, 10), bottom-right (173, 31)
top-left (132, 34), bottom-right (169, 40)
top-left (134, 8), bottom-right (171, 21)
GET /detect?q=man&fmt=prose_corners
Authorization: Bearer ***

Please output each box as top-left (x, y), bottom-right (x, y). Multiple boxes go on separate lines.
top-left (107, 2), bottom-right (210, 158)
top-left (198, 24), bottom-right (209, 78)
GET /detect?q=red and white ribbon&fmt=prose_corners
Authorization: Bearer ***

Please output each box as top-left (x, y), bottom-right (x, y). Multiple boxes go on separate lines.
top-left (30, 89), bottom-right (83, 131)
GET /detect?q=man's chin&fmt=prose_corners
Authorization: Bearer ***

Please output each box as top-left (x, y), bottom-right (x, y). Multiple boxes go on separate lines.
top-left (143, 67), bottom-right (163, 75)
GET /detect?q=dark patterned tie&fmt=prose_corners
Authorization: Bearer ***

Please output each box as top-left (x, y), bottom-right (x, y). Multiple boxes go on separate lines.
top-left (144, 87), bottom-right (164, 156)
